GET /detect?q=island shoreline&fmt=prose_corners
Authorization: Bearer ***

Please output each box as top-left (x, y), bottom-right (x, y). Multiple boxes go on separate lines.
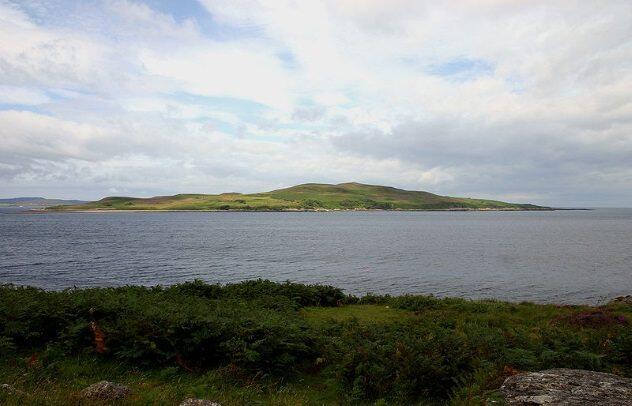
top-left (35, 207), bottom-right (584, 213)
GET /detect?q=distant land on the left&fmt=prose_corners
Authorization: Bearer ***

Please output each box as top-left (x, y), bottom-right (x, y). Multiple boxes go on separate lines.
top-left (0, 197), bottom-right (86, 208)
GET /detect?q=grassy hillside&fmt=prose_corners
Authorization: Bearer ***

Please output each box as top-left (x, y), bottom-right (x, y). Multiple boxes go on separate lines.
top-left (50, 182), bottom-right (548, 211)
top-left (0, 280), bottom-right (630, 405)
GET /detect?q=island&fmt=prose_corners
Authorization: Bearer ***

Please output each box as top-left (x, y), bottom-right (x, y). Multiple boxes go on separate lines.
top-left (48, 182), bottom-right (549, 211)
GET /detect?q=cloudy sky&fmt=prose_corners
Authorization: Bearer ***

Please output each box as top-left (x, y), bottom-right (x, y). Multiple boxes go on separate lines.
top-left (1, 0), bottom-right (631, 206)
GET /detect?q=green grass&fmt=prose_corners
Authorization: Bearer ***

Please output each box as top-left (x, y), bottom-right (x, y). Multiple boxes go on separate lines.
top-left (49, 182), bottom-right (548, 211)
top-left (301, 304), bottom-right (414, 325)
top-left (2, 352), bottom-right (456, 405)
top-left (2, 280), bottom-right (629, 405)
top-left (0, 357), bottom-right (339, 405)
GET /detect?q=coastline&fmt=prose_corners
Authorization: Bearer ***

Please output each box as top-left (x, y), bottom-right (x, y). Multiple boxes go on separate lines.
top-left (21, 182), bottom-right (559, 213)
top-left (37, 207), bottom-right (562, 213)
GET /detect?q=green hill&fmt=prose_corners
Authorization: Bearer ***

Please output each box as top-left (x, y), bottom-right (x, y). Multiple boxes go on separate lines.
top-left (50, 182), bottom-right (549, 211)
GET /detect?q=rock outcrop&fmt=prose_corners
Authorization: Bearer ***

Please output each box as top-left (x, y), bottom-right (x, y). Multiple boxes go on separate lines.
top-left (0, 384), bottom-right (27, 397)
top-left (501, 368), bottom-right (632, 405)
top-left (180, 399), bottom-right (221, 406)
top-left (610, 295), bottom-right (632, 305)
top-left (79, 381), bottom-right (131, 400)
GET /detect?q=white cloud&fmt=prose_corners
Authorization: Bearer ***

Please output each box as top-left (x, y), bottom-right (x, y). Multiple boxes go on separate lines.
top-left (139, 44), bottom-right (293, 110)
top-left (0, 110), bottom-right (110, 161)
top-left (0, 85), bottom-right (50, 105)
top-left (0, 0), bottom-right (631, 205)
top-left (0, 2), bottom-right (112, 91)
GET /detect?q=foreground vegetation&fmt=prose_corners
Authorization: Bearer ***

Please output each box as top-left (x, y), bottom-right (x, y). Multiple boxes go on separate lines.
top-left (1, 280), bottom-right (629, 405)
top-left (49, 182), bottom-right (547, 211)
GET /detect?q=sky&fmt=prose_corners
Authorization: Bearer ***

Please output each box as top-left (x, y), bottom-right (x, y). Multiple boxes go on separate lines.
top-left (0, 0), bottom-right (631, 207)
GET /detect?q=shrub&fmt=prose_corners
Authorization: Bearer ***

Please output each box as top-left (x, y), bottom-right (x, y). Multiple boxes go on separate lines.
top-left (302, 199), bottom-right (324, 208)
top-left (364, 200), bottom-right (394, 210)
top-left (611, 328), bottom-right (632, 373)
top-left (339, 200), bottom-right (360, 209)
top-left (1, 281), bottom-right (630, 403)
top-left (336, 321), bottom-right (475, 402)
top-left (0, 281), bottom-right (328, 374)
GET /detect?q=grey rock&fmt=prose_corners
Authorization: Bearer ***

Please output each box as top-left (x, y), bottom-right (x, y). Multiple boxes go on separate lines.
top-left (501, 368), bottom-right (632, 405)
top-left (180, 399), bottom-right (221, 406)
top-left (610, 295), bottom-right (632, 305)
top-left (1, 384), bottom-right (27, 396)
top-left (79, 381), bottom-right (131, 400)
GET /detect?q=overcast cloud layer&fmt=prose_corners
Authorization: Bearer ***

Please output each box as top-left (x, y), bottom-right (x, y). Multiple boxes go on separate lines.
top-left (1, 0), bottom-right (631, 206)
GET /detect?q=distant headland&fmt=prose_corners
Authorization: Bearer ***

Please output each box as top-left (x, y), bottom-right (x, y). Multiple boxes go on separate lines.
top-left (47, 182), bottom-right (551, 211)
top-left (0, 197), bottom-right (86, 208)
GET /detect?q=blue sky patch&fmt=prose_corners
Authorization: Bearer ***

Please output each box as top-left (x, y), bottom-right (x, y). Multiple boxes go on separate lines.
top-left (428, 57), bottom-right (494, 82)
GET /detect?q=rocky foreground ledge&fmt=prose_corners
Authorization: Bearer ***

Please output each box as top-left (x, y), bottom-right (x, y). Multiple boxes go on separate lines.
top-left (7, 370), bottom-right (631, 405)
top-left (501, 368), bottom-right (632, 405)
top-left (76, 371), bottom-right (632, 405)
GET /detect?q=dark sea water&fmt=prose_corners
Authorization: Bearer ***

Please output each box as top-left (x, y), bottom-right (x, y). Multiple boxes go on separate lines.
top-left (1, 208), bottom-right (631, 304)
